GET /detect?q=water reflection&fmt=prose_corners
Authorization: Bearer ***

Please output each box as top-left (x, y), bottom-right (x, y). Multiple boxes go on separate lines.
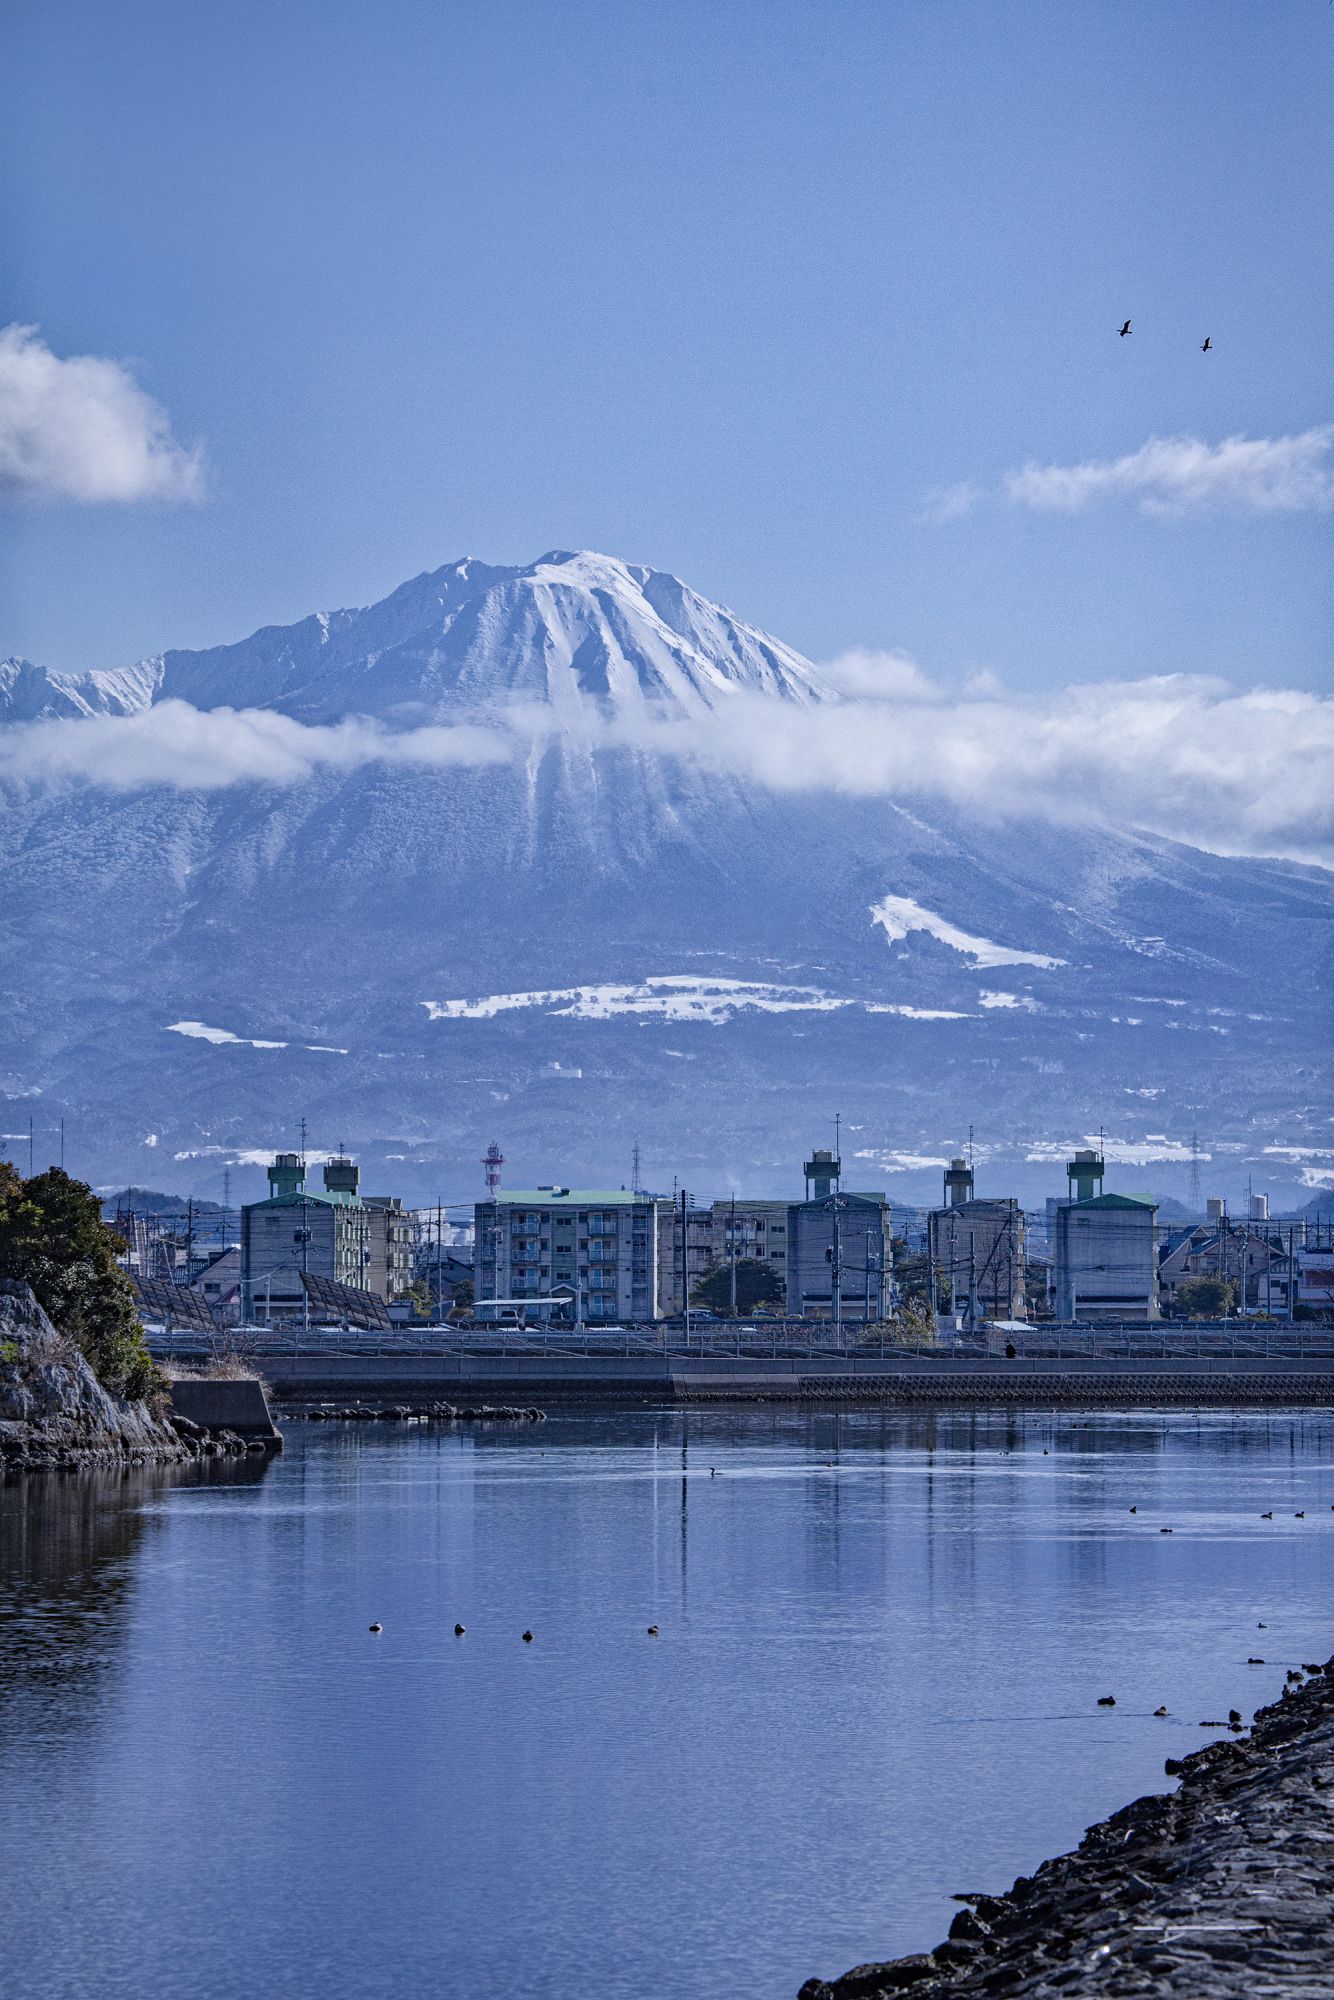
top-left (0, 1411), bottom-right (1329, 2000)
top-left (0, 1457), bottom-right (273, 1709)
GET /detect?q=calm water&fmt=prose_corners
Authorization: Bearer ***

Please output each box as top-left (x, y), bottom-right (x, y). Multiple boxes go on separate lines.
top-left (2, 1408), bottom-right (1332, 2000)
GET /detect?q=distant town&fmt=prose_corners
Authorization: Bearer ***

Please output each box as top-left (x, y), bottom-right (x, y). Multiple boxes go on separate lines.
top-left (97, 1141), bottom-right (1334, 1335)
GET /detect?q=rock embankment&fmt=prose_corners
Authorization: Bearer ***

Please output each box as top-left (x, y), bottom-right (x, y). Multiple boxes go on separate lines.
top-left (296, 1401), bottom-right (545, 1424)
top-left (800, 1659), bottom-right (1334, 1999)
top-left (0, 1280), bottom-right (253, 1473)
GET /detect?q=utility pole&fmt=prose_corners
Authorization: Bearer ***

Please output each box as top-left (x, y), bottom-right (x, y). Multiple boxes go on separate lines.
top-left (28, 1117), bottom-right (33, 1178)
top-left (729, 1194), bottom-right (737, 1318)
top-left (830, 1194), bottom-right (843, 1342)
top-left (59, 1118), bottom-right (65, 1172)
top-left (679, 1188), bottom-right (692, 1340)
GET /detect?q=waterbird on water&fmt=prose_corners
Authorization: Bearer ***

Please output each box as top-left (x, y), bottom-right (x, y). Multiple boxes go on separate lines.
top-left (369, 1623), bottom-right (382, 1634)
top-left (647, 1626), bottom-right (659, 1636)
top-left (1229, 1709), bottom-right (1242, 1725)
top-left (1154, 1706), bottom-right (1168, 1716)
top-left (454, 1624), bottom-right (465, 1636)
top-left (522, 1630), bottom-right (534, 1643)
top-left (1262, 1511), bottom-right (1273, 1519)
top-left (1097, 1694), bottom-right (1116, 1706)
top-left (1249, 1657), bottom-right (1265, 1664)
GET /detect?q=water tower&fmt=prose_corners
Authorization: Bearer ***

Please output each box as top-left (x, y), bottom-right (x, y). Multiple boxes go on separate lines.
top-left (803, 1149), bottom-right (841, 1200)
top-left (943, 1157), bottom-right (974, 1207)
top-left (1065, 1149), bottom-right (1105, 1203)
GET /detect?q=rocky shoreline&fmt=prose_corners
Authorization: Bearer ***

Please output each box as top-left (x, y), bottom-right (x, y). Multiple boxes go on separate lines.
top-left (0, 1280), bottom-right (264, 1474)
top-left (290, 1401), bottom-right (546, 1423)
top-left (799, 1657), bottom-right (1334, 1998)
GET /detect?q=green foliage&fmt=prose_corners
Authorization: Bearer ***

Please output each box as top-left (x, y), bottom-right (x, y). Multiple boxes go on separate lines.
top-left (690, 1258), bottom-right (784, 1317)
top-left (0, 1339), bottom-right (20, 1366)
top-left (0, 1162), bottom-right (160, 1400)
top-left (891, 1236), bottom-right (933, 1308)
top-left (1175, 1275), bottom-right (1235, 1320)
top-left (886, 1299), bottom-right (939, 1347)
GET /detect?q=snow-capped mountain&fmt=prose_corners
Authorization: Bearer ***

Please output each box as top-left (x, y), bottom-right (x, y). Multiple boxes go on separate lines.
top-left (1, 550), bottom-right (1329, 1210)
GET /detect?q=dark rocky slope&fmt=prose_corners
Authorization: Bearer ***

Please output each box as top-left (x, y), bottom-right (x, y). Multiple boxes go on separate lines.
top-left (800, 1659), bottom-right (1334, 1998)
top-left (0, 1278), bottom-right (193, 1471)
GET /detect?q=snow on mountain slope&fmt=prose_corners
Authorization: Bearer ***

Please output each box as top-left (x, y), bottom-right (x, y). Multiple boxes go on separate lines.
top-left (1, 551), bottom-right (1329, 1205)
top-left (1, 551), bottom-right (823, 726)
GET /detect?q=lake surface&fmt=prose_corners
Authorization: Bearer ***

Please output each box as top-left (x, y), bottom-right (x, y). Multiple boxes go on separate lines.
top-left (2, 1407), bottom-right (1332, 2000)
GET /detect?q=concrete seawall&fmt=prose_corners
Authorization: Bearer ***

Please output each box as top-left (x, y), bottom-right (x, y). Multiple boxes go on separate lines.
top-left (260, 1351), bottom-right (1334, 1408)
top-left (167, 1378), bottom-right (282, 1441)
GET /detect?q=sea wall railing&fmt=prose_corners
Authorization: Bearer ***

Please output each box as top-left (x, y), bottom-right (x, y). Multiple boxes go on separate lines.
top-left (145, 1317), bottom-right (1334, 1367)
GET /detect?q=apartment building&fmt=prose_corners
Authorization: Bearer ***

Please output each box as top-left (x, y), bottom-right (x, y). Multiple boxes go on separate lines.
top-left (474, 1188), bottom-right (658, 1322)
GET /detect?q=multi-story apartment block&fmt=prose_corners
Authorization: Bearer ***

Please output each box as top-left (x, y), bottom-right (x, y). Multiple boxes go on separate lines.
top-left (474, 1188), bottom-right (658, 1323)
top-left (786, 1191), bottom-right (893, 1321)
top-left (653, 1198), bottom-right (793, 1315)
top-left (242, 1153), bottom-right (407, 1321)
top-left (927, 1158), bottom-right (1026, 1324)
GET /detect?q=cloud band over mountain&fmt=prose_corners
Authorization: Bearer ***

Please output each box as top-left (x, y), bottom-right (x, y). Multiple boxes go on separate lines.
top-left (3, 674), bottom-right (1329, 867)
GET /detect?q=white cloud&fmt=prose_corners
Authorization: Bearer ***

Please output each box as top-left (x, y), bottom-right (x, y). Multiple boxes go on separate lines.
top-left (818, 649), bottom-right (943, 700)
top-left (1, 670), bottom-right (1331, 866)
top-left (1005, 426), bottom-right (1334, 517)
top-left (0, 324), bottom-right (204, 504)
top-left (921, 481), bottom-right (982, 522)
top-left (0, 699), bottom-right (511, 789)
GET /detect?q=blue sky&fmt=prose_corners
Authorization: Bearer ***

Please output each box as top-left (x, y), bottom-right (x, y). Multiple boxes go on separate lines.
top-left (3, 0), bottom-right (1331, 687)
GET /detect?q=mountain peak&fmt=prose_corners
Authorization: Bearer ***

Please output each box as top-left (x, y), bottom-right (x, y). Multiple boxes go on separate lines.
top-left (2, 549), bottom-right (826, 725)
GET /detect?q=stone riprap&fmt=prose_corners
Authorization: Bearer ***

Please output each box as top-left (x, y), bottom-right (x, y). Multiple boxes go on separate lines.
top-left (293, 1401), bottom-right (545, 1423)
top-left (0, 1280), bottom-right (263, 1472)
top-left (799, 1660), bottom-right (1334, 1999)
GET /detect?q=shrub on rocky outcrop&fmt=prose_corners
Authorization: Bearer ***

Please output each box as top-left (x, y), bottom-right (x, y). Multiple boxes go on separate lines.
top-left (0, 1163), bottom-right (159, 1401)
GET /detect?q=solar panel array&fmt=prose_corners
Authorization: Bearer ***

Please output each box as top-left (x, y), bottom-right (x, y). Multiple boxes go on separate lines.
top-left (299, 1272), bottom-right (394, 1330)
top-left (130, 1276), bottom-right (219, 1334)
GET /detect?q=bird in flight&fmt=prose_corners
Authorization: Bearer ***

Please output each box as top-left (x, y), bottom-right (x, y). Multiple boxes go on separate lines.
top-left (1118, 319), bottom-right (1132, 337)
top-left (1201, 336), bottom-right (1212, 352)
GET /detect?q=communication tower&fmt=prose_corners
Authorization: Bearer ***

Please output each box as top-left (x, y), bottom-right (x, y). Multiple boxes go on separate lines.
top-left (1188, 1130), bottom-right (1202, 1212)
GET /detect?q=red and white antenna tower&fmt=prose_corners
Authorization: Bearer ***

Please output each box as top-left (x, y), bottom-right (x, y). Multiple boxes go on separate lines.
top-left (482, 1141), bottom-right (505, 1200)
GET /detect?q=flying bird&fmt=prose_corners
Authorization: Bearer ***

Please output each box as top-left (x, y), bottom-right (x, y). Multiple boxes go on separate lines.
top-left (1118, 319), bottom-right (1132, 337)
top-left (1202, 336), bottom-right (1212, 352)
